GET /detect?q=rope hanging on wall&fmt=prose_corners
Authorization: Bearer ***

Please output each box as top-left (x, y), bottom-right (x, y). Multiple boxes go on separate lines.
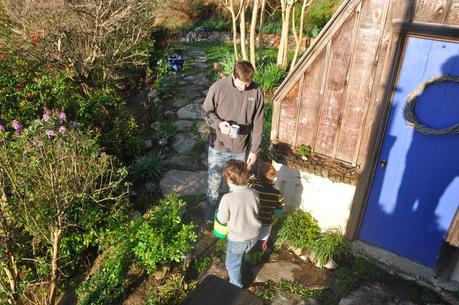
top-left (404, 75), bottom-right (459, 135)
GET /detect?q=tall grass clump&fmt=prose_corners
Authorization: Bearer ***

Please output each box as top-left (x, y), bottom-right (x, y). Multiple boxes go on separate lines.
top-left (254, 62), bottom-right (287, 93)
top-left (309, 228), bottom-right (345, 266)
top-left (275, 210), bottom-right (321, 251)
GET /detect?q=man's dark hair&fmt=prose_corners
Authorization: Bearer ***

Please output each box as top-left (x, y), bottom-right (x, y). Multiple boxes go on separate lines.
top-left (233, 60), bottom-right (254, 83)
top-left (223, 159), bottom-right (248, 186)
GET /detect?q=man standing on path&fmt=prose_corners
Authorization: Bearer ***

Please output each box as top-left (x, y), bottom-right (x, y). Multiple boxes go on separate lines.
top-left (201, 60), bottom-right (264, 233)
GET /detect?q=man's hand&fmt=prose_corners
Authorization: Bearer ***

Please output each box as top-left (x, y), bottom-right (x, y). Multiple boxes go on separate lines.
top-left (219, 121), bottom-right (231, 134)
top-left (247, 152), bottom-right (257, 167)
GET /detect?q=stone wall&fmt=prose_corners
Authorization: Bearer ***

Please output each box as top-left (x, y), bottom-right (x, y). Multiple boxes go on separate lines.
top-left (181, 31), bottom-right (311, 51)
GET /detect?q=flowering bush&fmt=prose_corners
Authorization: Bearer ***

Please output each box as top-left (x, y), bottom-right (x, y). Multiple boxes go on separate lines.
top-left (0, 110), bottom-right (128, 305)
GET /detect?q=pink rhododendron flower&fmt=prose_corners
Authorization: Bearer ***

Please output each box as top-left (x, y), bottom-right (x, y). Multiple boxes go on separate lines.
top-left (59, 126), bottom-right (66, 134)
top-left (11, 119), bottom-right (22, 130)
top-left (0, 124), bottom-right (5, 132)
top-left (11, 120), bottom-right (22, 136)
top-left (57, 111), bottom-right (67, 122)
top-left (34, 138), bottom-right (44, 147)
top-left (70, 121), bottom-right (77, 128)
top-left (45, 129), bottom-right (56, 137)
top-left (43, 107), bottom-right (52, 122)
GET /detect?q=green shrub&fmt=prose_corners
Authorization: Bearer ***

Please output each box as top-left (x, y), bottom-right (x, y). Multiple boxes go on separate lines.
top-left (132, 196), bottom-right (197, 274)
top-left (262, 23), bottom-right (282, 35)
top-left (199, 18), bottom-right (231, 32)
top-left (221, 52), bottom-right (236, 76)
top-left (275, 210), bottom-right (321, 251)
top-left (0, 54), bottom-right (81, 125)
top-left (304, 0), bottom-right (342, 37)
top-left (77, 245), bottom-right (132, 305)
top-left (129, 154), bottom-right (166, 183)
top-left (254, 62), bottom-right (287, 93)
top-left (261, 101), bottom-right (272, 161)
top-left (297, 144), bottom-right (312, 158)
top-left (309, 228), bottom-right (345, 266)
top-left (77, 195), bottom-right (196, 305)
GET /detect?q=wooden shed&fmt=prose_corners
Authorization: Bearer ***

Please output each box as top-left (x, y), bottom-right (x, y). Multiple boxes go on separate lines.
top-left (271, 0), bottom-right (459, 284)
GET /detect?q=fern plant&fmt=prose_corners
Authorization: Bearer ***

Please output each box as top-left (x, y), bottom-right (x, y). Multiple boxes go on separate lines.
top-left (129, 154), bottom-right (165, 183)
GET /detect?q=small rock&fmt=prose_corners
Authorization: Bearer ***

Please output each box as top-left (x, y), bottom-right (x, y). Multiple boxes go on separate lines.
top-left (151, 121), bottom-right (161, 130)
top-left (170, 155), bottom-right (199, 169)
top-left (323, 259), bottom-right (339, 270)
top-left (144, 139), bottom-right (153, 149)
top-left (292, 247), bottom-right (303, 256)
top-left (183, 253), bottom-right (194, 269)
top-left (198, 257), bottom-right (228, 282)
top-left (177, 103), bottom-right (202, 120)
top-left (158, 138), bottom-right (168, 146)
top-left (433, 286), bottom-right (442, 293)
top-left (129, 210), bottom-right (142, 221)
top-left (173, 97), bottom-right (191, 108)
top-left (253, 261), bottom-right (302, 283)
top-left (145, 182), bottom-right (156, 192)
top-left (172, 133), bottom-right (197, 153)
top-left (164, 110), bottom-right (176, 120)
top-left (299, 255), bottom-right (308, 261)
top-left (175, 120), bottom-right (193, 131)
top-left (160, 170), bottom-right (207, 196)
top-left (130, 190), bottom-right (138, 197)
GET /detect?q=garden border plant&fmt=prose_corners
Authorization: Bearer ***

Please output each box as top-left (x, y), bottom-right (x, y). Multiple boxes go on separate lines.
top-left (0, 110), bottom-right (128, 305)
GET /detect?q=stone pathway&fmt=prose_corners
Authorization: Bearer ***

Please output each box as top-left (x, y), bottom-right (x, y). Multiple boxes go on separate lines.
top-left (154, 46), bottom-right (210, 201)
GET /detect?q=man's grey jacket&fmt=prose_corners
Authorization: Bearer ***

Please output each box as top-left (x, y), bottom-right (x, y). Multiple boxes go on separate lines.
top-left (202, 76), bottom-right (264, 155)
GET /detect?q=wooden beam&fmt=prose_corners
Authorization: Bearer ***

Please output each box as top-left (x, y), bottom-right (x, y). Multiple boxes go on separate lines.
top-left (392, 19), bottom-right (459, 40)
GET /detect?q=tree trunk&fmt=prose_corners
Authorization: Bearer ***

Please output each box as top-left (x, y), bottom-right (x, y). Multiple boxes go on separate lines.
top-left (3, 264), bottom-right (22, 305)
top-left (290, 0), bottom-right (310, 72)
top-left (249, 0), bottom-right (260, 68)
top-left (231, 10), bottom-right (240, 60)
top-left (239, 0), bottom-right (248, 60)
top-left (276, 0), bottom-right (285, 66)
top-left (257, 0), bottom-right (266, 48)
top-left (49, 228), bottom-right (62, 305)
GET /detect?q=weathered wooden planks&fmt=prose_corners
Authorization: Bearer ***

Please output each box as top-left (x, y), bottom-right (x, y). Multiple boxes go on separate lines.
top-left (295, 50), bottom-right (327, 148)
top-left (277, 82), bottom-right (300, 144)
top-left (335, 0), bottom-right (385, 164)
top-left (414, 0), bottom-right (450, 23)
top-left (445, 0), bottom-right (459, 24)
top-left (314, 12), bottom-right (358, 156)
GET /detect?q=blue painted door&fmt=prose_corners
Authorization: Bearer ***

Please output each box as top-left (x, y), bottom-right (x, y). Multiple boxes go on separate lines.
top-left (358, 36), bottom-right (459, 267)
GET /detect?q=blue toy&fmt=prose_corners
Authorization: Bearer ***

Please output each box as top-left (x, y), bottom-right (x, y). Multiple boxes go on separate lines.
top-left (167, 55), bottom-right (185, 72)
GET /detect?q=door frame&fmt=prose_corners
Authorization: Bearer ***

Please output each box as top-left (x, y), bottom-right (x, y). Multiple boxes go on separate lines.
top-left (346, 21), bottom-right (459, 242)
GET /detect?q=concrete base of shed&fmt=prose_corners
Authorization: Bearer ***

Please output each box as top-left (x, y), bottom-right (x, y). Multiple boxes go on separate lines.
top-left (273, 161), bottom-right (356, 233)
top-left (351, 240), bottom-right (459, 293)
